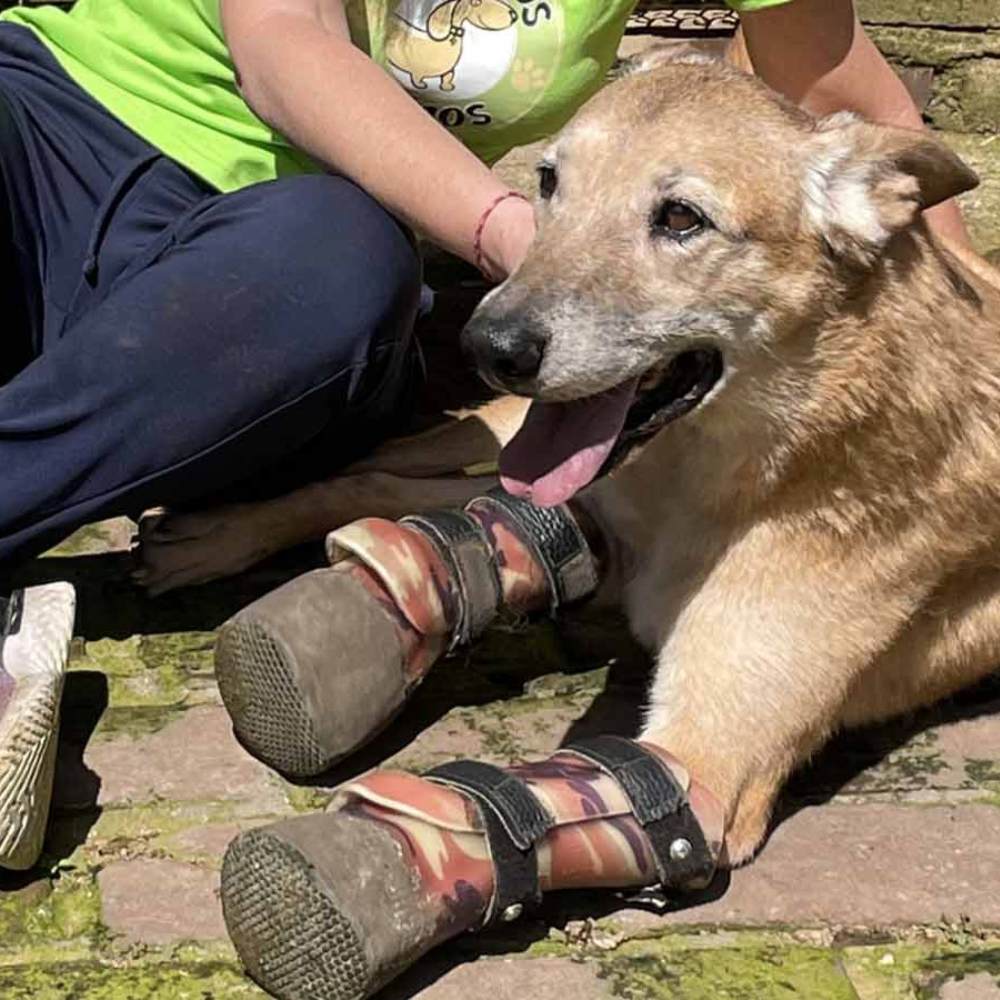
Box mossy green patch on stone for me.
[965,758,1000,790]
[0,959,267,999]
[283,784,336,814]
[456,702,530,762]
[842,940,1000,999]
[36,875,103,943]
[91,802,215,843]
[524,666,610,700]
[859,0,1000,27]
[597,941,858,1000]
[92,704,188,741]
[825,728,947,797]
[915,947,1000,999]
[0,870,103,956]
[44,520,132,558]
[944,132,1000,256]
[68,630,221,742]
[81,801,253,867]
[75,632,216,719]
[845,943,927,999]
[870,27,1000,67]
[76,637,184,711]
[446,691,590,764]
[862,25,1000,134]
[138,632,216,681]
[0,878,54,942]
[926,58,1000,134]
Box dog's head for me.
[428,0,517,38]
[463,56,978,507]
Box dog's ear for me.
[427,0,459,40]
[804,112,978,264]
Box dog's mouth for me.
[499,348,724,507]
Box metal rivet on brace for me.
[669,838,693,862]
[501,904,524,923]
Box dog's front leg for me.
[636,528,922,864]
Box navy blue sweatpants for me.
[0,25,421,566]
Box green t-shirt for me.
[0,0,791,193]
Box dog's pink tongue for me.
[499,380,638,507]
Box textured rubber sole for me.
[0,582,75,870]
[215,619,329,778]
[222,828,370,1000]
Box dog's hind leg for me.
[133,473,497,595]
[134,395,528,594]
[840,560,1000,730]
[344,395,529,478]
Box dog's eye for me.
[651,200,705,239]
[537,164,558,201]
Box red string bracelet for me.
[473,191,530,282]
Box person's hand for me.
[477,195,537,282]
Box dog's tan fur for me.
[467,56,1000,863]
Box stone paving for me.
[3,20,1000,1000]
[2,511,998,1000]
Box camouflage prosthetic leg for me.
[221,737,724,1000]
[215,490,600,777]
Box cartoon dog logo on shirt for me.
[387,0,519,92]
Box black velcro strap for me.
[563,736,714,890]
[426,760,553,924]
[471,489,598,609]
[401,510,501,648]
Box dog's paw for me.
[132,506,276,596]
[720,776,783,867]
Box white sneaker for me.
[0,583,76,870]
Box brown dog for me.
[458,54,1000,863]
[137,52,1000,870]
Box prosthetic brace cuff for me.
[337,739,720,932]
[563,736,715,890]
[326,517,455,637]
[400,511,501,649]
[466,488,599,610]
[426,760,553,925]
[326,491,599,650]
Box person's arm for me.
[220,0,535,278]
[735,0,970,247]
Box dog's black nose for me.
[462,316,547,390]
